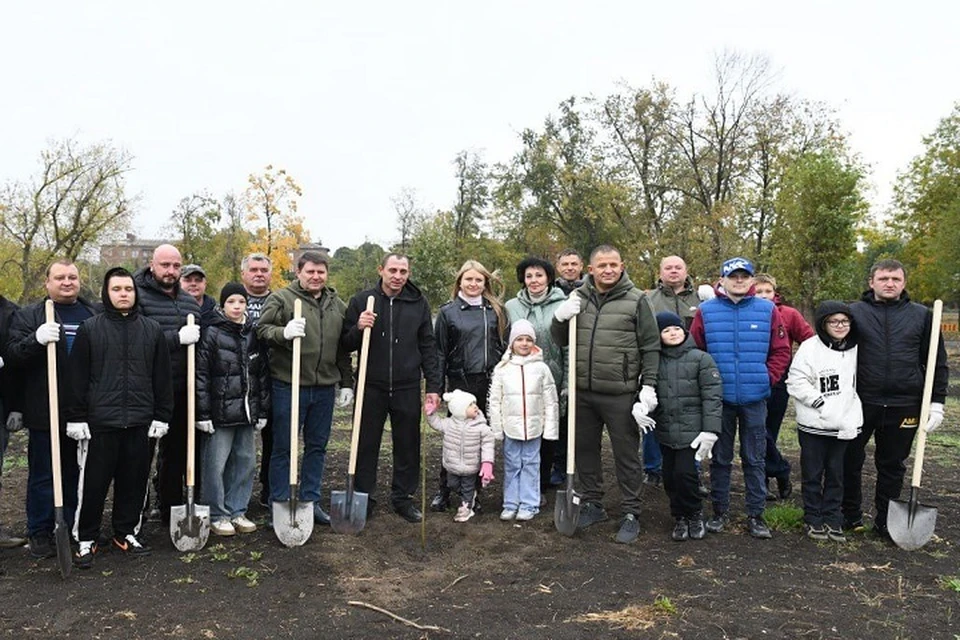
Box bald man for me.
[133,244,202,525]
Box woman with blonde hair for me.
[429,260,508,512]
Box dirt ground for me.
[2,392,960,639]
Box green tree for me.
[168,191,222,265]
[452,150,489,246]
[329,242,385,299]
[408,211,460,308]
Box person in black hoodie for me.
[196,283,270,537]
[65,267,172,569]
[0,293,27,549]
[341,254,442,523]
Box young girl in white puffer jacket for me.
[488,319,559,521]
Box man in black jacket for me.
[341,254,442,523]
[133,244,202,525]
[0,293,27,549]
[842,259,949,538]
[6,260,98,558]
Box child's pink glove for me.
[424,395,438,416]
[479,461,494,487]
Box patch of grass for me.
[653,596,677,615]
[179,552,199,564]
[228,566,260,587]
[939,576,960,593]
[764,503,804,532]
[208,544,230,562]
[249,550,263,562]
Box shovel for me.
[171,314,211,551]
[273,299,314,547]
[555,315,581,536]
[889,299,942,551]
[330,296,374,534]
[44,300,71,578]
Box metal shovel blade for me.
[889,487,937,551]
[170,499,211,552]
[272,494,314,547]
[554,477,581,537]
[53,509,72,578]
[330,480,368,535]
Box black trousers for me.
[157,391,202,514]
[765,381,792,479]
[258,415,273,494]
[437,373,491,495]
[77,426,151,541]
[799,430,847,528]
[354,386,422,508]
[842,403,918,529]
[447,472,478,506]
[661,445,701,518]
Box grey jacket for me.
[426,411,496,476]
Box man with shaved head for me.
[133,244,202,525]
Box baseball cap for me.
[181,264,206,278]
[720,257,755,277]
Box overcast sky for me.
[2,1,956,252]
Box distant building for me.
[100,234,176,269]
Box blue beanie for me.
[656,311,684,333]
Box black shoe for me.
[705,512,729,534]
[429,490,449,513]
[643,472,662,487]
[258,487,270,509]
[688,516,706,540]
[113,534,152,556]
[615,514,640,544]
[765,480,778,501]
[776,475,793,500]
[394,503,422,523]
[576,501,609,530]
[805,524,828,541]
[671,518,689,542]
[313,505,331,526]
[747,516,772,539]
[826,526,846,543]
[843,516,865,532]
[28,534,55,559]
[74,541,97,569]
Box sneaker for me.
[453,502,474,523]
[688,516,706,540]
[429,490,450,513]
[500,508,518,521]
[747,516,772,539]
[576,502,609,530]
[805,524,828,541]
[74,540,97,569]
[313,505,331,526]
[212,519,237,536]
[549,467,566,487]
[112,534,152,556]
[705,512,729,534]
[672,518,689,542]
[826,526,846,543]
[0,527,26,549]
[516,510,536,522]
[843,516,865,532]
[28,534,55,559]
[615,514,640,544]
[231,515,257,534]
[643,471,662,487]
[776,475,793,500]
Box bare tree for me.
[391,187,423,252]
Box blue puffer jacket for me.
[697,295,774,404]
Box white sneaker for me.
[500,509,518,521]
[231,515,257,533]
[211,519,236,536]
[516,510,536,521]
[453,503,474,522]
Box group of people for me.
[0,241,948,566]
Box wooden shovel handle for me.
[911,299,943,488]
[45,300,65,509]
[565,315,577,475]
[290,299,303,485]
[186,314,196,487]
[348,296,375,475]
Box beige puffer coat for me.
[426,412,496,476]
[488,348,560,442]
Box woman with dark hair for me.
[505,256,569,489]
[429,260,507,512]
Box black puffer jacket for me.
[6,296,100,429]
[435,297,506,391]
[64,269,173,431]
[133,267,202,385]
[849,290,948,407]
[341,280,442,393]
[0,295,23,421]
[196,313,270,428]
[652,336,723,449]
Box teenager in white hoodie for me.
[787,301,863,543]
[488,319,559,521]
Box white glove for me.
[196,420,214,434]
[6,411,23,432]
[632,403,656,434]
[36,322,61,345]
[554,294,582,322]
[690,432,719,461]
[148,420,169,439]
[256,418,268,431]
[178,324,200,345]
[283,317,307,340]
[66,421,91,440]
[697,284,716,301]
[838,425,858,441]
[336,388,355,408]
[925,402,945,433]
[0,355,4,370]
[639,385,658,413]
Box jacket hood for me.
[714,281,756,302]
[581,271,636,298]
[102,267,138,315]
[815,300,858,351]
[133,266,184,298]
[661,334,695,358]
[208,308,251,332]
[860,288,912,306]
[497,345,544,366]
[375,277,425,303]
[656,276,695,296]
[516,284,566,307]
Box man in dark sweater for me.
[241,252,274,507]
[0,293,27,549]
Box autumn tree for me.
[244,165,303,260]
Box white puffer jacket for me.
[488,347,560,442]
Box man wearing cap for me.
[180,264,219,327]
[689,257,791,539]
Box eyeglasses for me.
[825,319,850,327]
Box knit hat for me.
[656,311,685,333]
[219,282,248,307]
[508,319,536,346]
[443,389,477,420]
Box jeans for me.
[202,425,256,520]
[26,427,79,537]
[502,436,541,514]
[764,381,792,479]
[269,380,334,503]
[798,430,847,529]
[642,430,662,474]
[711,401,767,517]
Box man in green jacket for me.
[551,244,661,543]
[257,251,352,525]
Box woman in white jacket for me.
[488,320,559,521]
[787,300,863,543]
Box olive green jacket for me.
[646,277,701,328]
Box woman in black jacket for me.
[196,283,270,537]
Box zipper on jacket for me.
[122,320,129,427]
[388,296,394,393]
[587,294,600,392]
[733,302,741,405]
[520,364,528,440]
[483,305,489,372]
